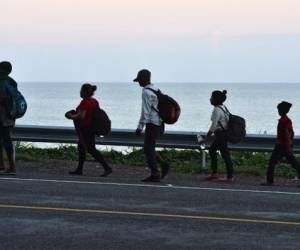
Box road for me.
[0,174,299,250]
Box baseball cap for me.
[133,69,151,82]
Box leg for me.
[209,138,219,175]
[0,126,5,170]
[144,124,160,178]
[156,152,170,179]
[84,130,112,176]
[2,126,15,172]
[88,147,111,174]
[77,143,86,171]
[69,143,86,175]
[0,148,4,170]
[218,133,233,179]
[285,152,300,178]
[266,145,282,184]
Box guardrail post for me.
[199,150,206,173]
[13,141,16,162]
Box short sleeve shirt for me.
[76,97,99,128]
[277,115,294,145]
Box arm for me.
[67,110,87,121]
[205,108,221,141]
[136,91,152,134]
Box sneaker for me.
[69,169,82,175]
[218,177,234,183]
[204,174,219,181]
[161,163,170,179]
[260,182,273,186]
[141,175,160,182]
[100,167,112,177]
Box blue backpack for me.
[5,80,27,119]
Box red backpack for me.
[146,88,181,124]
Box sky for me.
[1,0,300,82]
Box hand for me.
[135,128,142,136]
[65,110,75,119]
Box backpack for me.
[0,78,27,119]
[5,80,27,119]
[145,88,181,124]
[92,107,111,136]
[218,106,246,144]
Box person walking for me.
[66,83,112,177]
[134,69,170,182]
[204,90,234,183]
[0,61,17,175]
[261,101,300,186]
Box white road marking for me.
[0,177,299,195]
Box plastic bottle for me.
[197,134,206,150]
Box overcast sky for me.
[1,0,300,82]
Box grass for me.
[12,143,300,178]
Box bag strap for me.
[217,105,230,115]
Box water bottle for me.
[197,134,206,150]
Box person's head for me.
[133,69,151,87]
[210,90,227,106]
[277,101,292,116]
[80,83,97,98]
[0,61,12,75]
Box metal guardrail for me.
[12,125,300,152]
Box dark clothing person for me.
[204,90,234,183]
[0,61,17,174]
[263,101,300,186]
[134,69,170,182]
[209,130,233,179]
[66,84,112,177]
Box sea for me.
[17,82,300,135]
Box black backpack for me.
[218,106,246,144]
[146,88,181,124]
[92,107,111,136]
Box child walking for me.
[262,101,300,186]
[204,90,234,183]
[66,83,112,177]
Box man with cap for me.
[262,101,300,186]
[0,61,17,174]
[134,69,170,182]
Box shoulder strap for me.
[217,105,230,115]
[145,88,160,95]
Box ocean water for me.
[17,82,300,135]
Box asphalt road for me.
[0,175,299,250]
